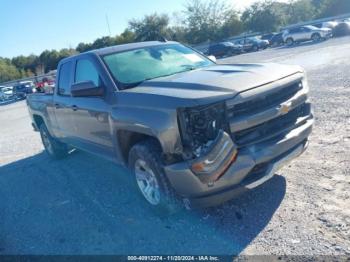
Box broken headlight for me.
[178,102,228,159]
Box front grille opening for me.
[234,103,311,147]
[229,81,302,119]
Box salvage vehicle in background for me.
[27,41,313,213]
[235,37,269,52]
[207,42,242,58]
[283,25,332,46]
[0,86,15,101]
[332,22,350,37]
[269,33,284,47]
[13,81,35,99]
[260,33,275,43]
[0,86,8,101]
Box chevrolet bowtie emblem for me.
[280,104,291,115]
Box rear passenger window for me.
[58,62,72,96]
[75,59,100,86]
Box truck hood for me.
[123,63,303,103]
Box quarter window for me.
[58,62,72,95]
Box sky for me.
[0,0,288,58]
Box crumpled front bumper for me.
[164,118,313,208]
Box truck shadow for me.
[0,151,286,255]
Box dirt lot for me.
[0,37,349,255]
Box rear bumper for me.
[164,118,313,208]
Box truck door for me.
[53,61,76,143]
[69,57,114,158]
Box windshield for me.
[102,44,214,88]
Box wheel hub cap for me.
[41,130,53,154]
[134,159,161,205]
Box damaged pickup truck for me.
[27,41,313,212]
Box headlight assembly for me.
[177,102,228,159]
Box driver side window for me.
[75,59,100,86]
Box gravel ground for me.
[0,37,349,255]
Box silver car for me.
[0,86,15,101]
[283,25,332,46]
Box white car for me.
[0,86,15,101]
[283,25,332,46]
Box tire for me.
[252,45,259,52]
[286,38,294,46]
[128,139,180,214]
[311,33,321,42]
[39,123,68,159]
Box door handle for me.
[71,105,78,111]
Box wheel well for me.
[117,130,162,164]
[312,32,320,37]
[33,114,44,129]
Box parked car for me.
[260,33,275,42]
[332,22,350,37]
[283,25,332,46]
[0,86,8,101]
[269,33,284,47]
[235,37,269,52]
[0,86,15,101]
[13,81,35,99]
[27,41,313,212]
[314,21,340,36]
[207,42,242,58]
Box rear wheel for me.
[128,139,180,214]
[286,38,294,46]
[39,123,68,159]
[312,33,321,42]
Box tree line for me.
[1,0,349,83]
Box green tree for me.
[128,13,170,41]
[115,29,136,44]
[0,58,22,82]
[317,0,350,17]
[287,0,316,24]
[183,0,241,43]
[242,1,286,33]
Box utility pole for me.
[105,14,112,36]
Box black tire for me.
[311,33,321,42]
[39,123,68,159]
[252,45,259,52]
[128,139,181,215]
[286,38,294,46]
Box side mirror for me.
[208,55,217,62]
[71,81,104,97]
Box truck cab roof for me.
[60,41,179,64]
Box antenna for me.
[105,14,112,36]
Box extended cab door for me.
[69,55,114,158]
[53,61,76,142]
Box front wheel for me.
[128,139,180,214]
[39,123,68,159]
[286,38,294,46]
[312,33,321,42]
